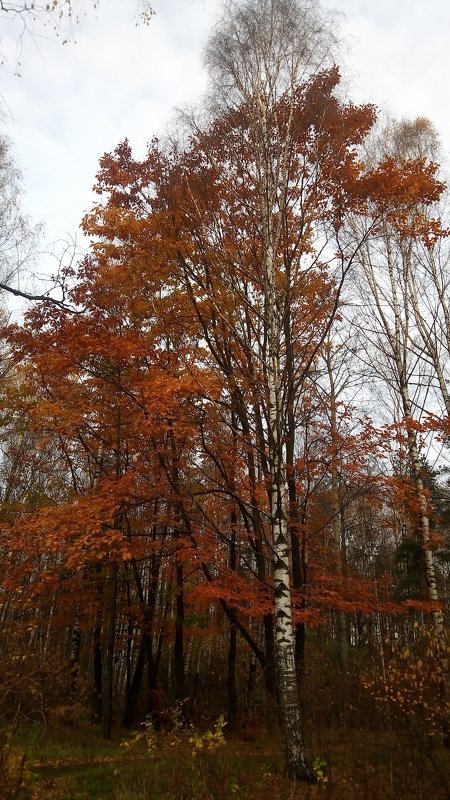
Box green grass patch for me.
[2,720,450,799]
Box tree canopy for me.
[0,0,449,794]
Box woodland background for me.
[0,1,450,798]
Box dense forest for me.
[0,1,450,798]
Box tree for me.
[349,119,446,639]
[0,0,154,29]
[2,0,449,784]
[69,0,445,774]
[199,0,349,779]
[0,0,154,74]
[0,135,39,296]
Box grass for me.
[2,717,450,799]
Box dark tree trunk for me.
[242,653,257,730]
[68,616,81,709]
[227,511,238,730]
[122,637,146,728]
[91,566,103,724]
[174,561,186,710]
[102,563,117,739]
[227,622,238,730]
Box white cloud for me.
[0,0,448,277]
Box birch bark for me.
[356,229,444,638]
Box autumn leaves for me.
[1,0,449,781]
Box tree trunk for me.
[122,636,146,728]
[326,350,349,669]
[91,567,103,724]
[265,193,311,779]
[68,616,81,709]
[227,512,238,730]
[174,561,186,711]
[227,623,238,730]
[102,563,117,739]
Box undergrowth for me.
[1,714,449,799]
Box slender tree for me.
[349,123,446,637]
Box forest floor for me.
[3,718,450,799]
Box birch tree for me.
[179,0,368,778]
[386,120,450,421]
[0,136,38,294]
[202,0,338,778]
[349,122,446,637]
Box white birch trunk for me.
[258,92,311,777]
[359,233,444,639]
[325,349,349,668]
[398,378,444,638]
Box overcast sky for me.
[0,0,448,280]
